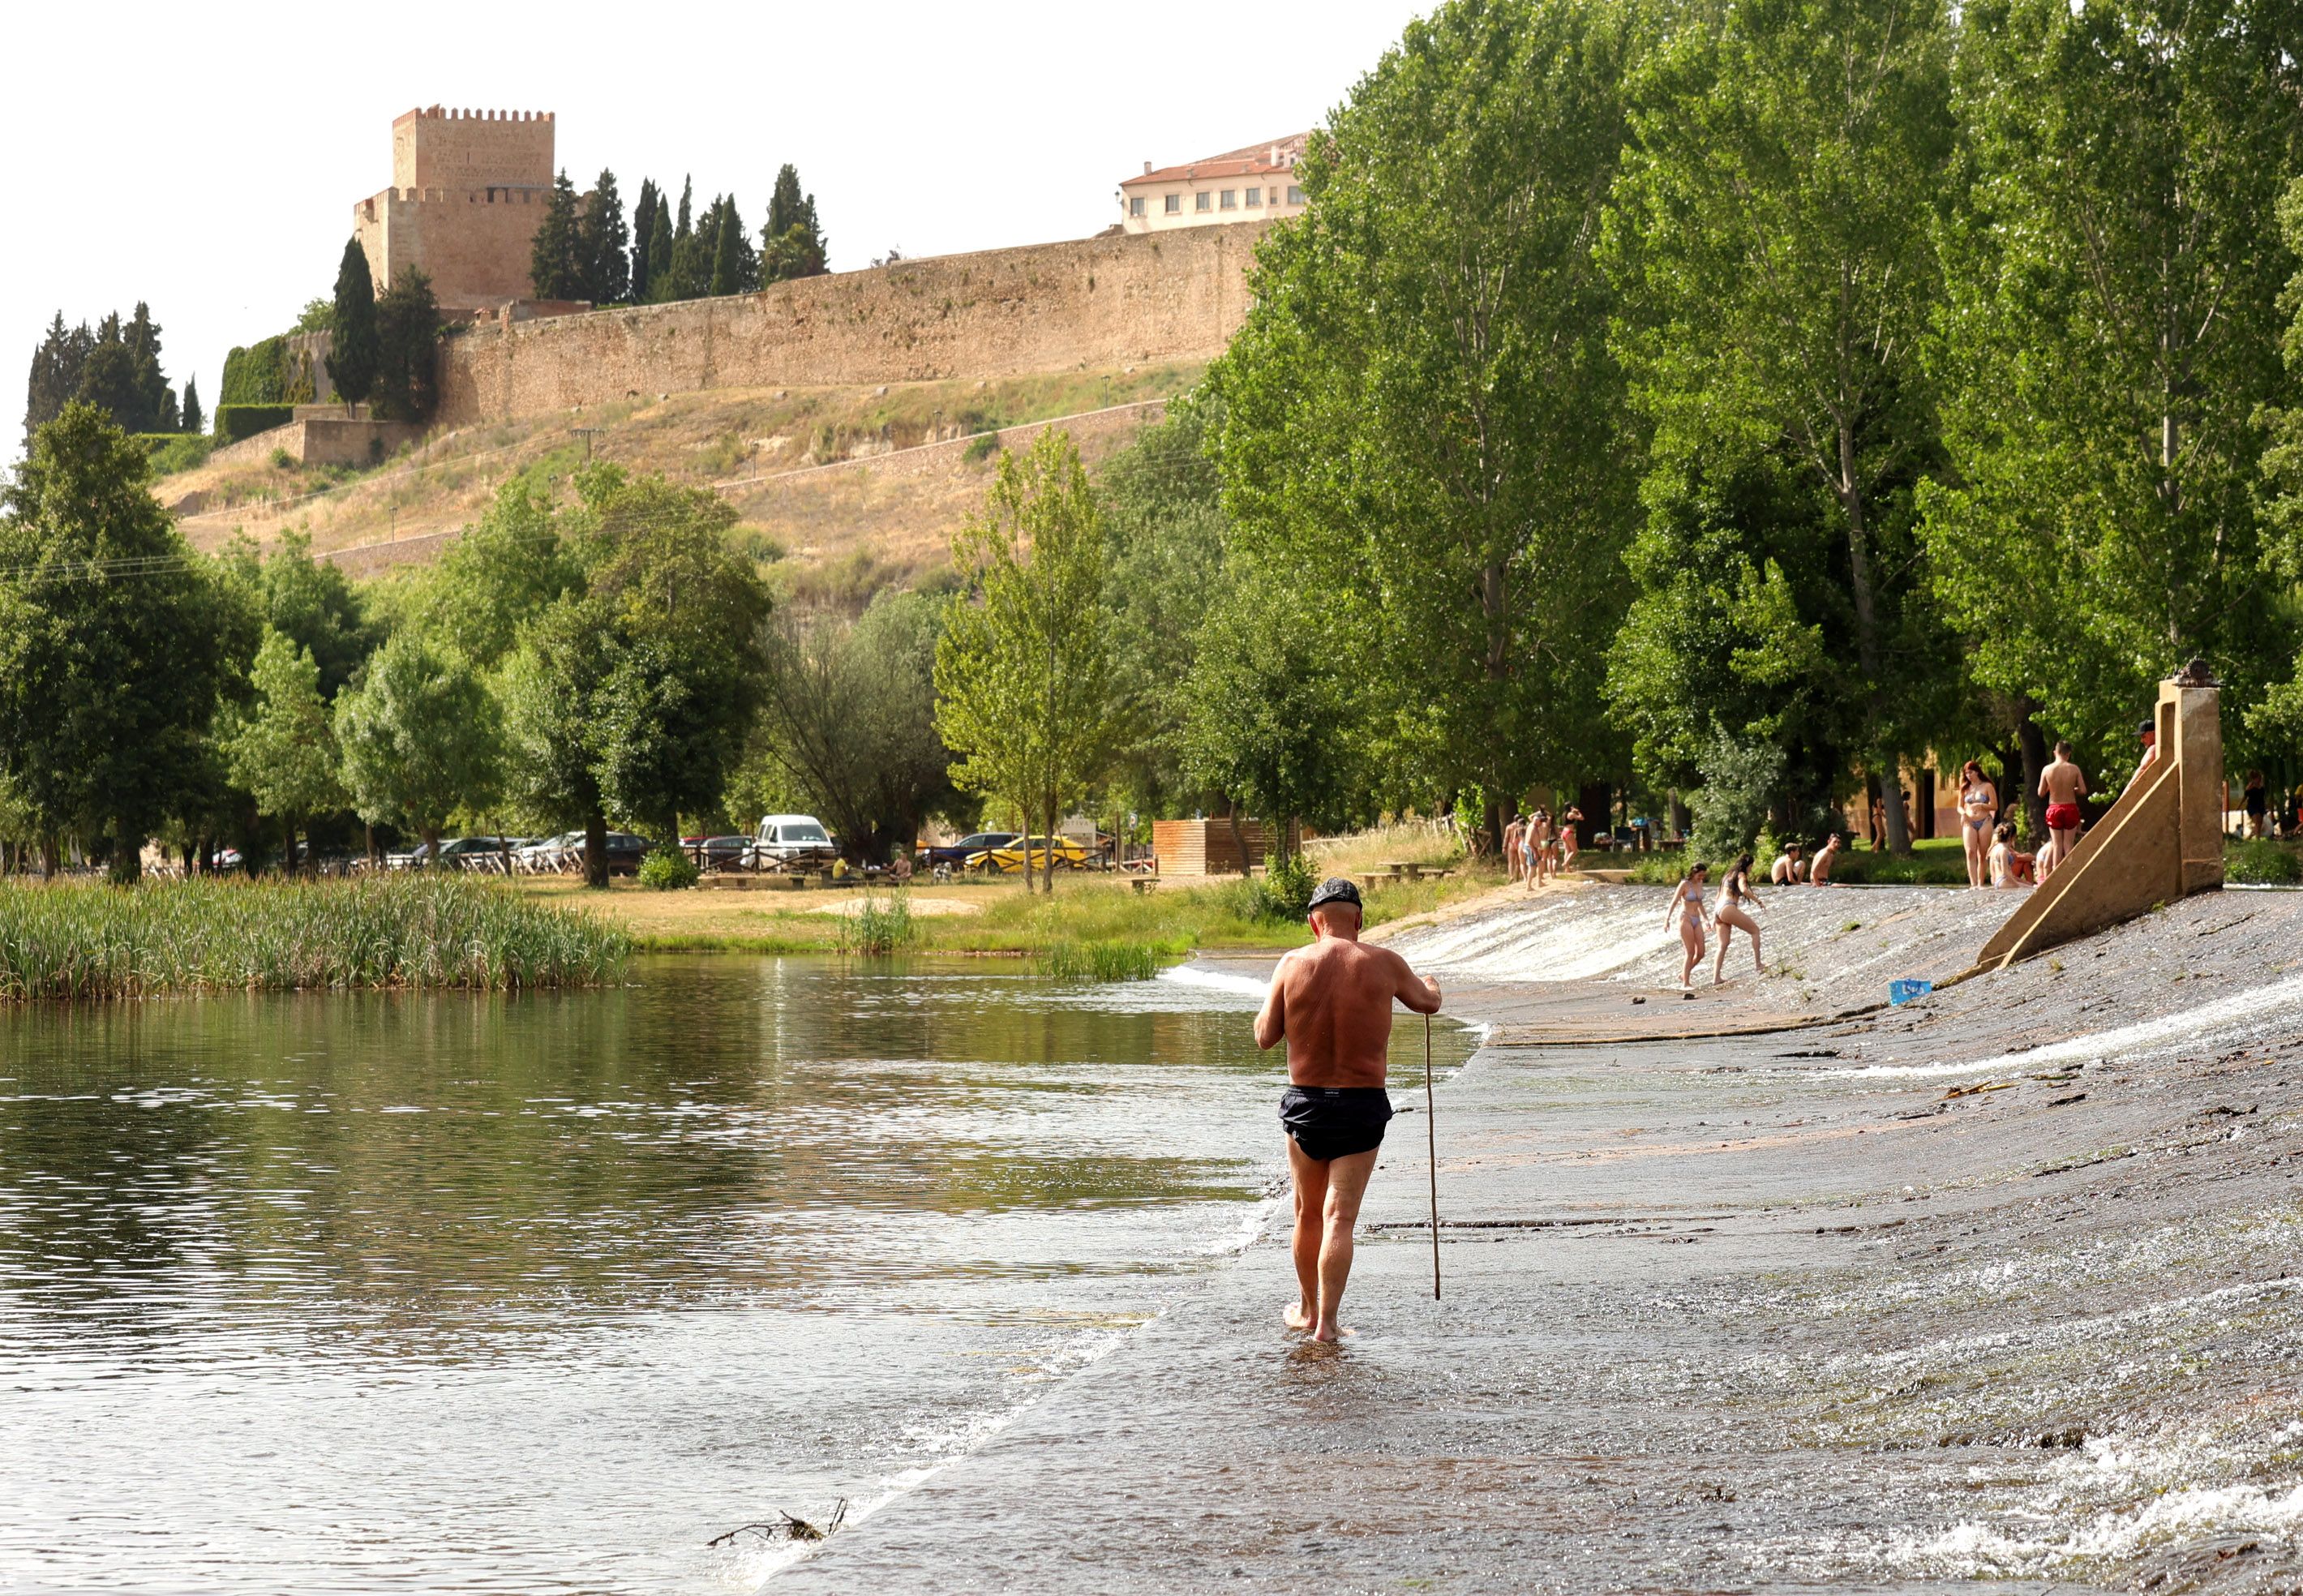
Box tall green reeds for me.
[0,874,628,1001]
[835,890,918,955]
[1043,938,1181,982]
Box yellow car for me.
[968,835,1089,874]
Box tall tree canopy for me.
[371,268,441,423]
[629,178,661,304]
[581,167,631,305]
[326,237,380,405]
[761,163,830,283]
[1924,0,2303,779]
[1207,0,1644,839]
[1602,0,1959,851]
[530,169,587,301]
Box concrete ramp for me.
[1978,672,2224,969]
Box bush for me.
[2226,837,2303,885]
[1626,853,1683,885]
[1258,847,1319,921]
[1688,730,1785,861]
[637,847,700,890]
[135,433,215,474]
[837,890,917,955]
[268,446,297,470]
[962,431,1001,463]
[215,403,295,443]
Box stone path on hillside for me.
[779,887,2303,1594]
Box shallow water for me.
[0,955,1472,1593]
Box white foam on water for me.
[1154,964,1270,1002]
[1833,971,2303,1079]
[1392,896,1673,982]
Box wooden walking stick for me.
[1425,1010,1441,1301]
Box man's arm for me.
[1391,950,1442,1015]
[1253,953,1293,1050]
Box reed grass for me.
[1042,937,1186,982]
[0,874,629,1002]
[835,890,920,955]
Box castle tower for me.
[353,107,560,312]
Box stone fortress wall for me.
[434,221,1269,429]
[357,107,556,311]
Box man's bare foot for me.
[1284,1302,1314,1333]
[1310,1320,1353,1343]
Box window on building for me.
[1165,194,1182,215]
[1195,191,1212,212]
[1246,187,1262,207]
[1130,195,1146,217]
[1288,185,1305,205]
[1220,189,1237,209]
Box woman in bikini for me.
[1559,804,1585,873]
[1956,758,1998,889]
[1711,853,1765,984]
[1527,807,1552,890]
[1664,860,1709,989]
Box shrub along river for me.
[0,953,1473,1592]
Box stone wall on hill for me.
[433,222,1268,429]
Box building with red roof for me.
[1117,134,1312,234]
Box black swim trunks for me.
[1280,1084,1395,1162]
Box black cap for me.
[1306,877,1362,913]
[2139,719,2155,736]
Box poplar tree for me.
[1603,0,1957,853]
[933,430,1111,895]
[529,169,585,300]
[1927,0,2303,773]
[326,237,379,406]
[335,631,501,865]
[581,168,630,305]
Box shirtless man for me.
[2038,740,2089,877]
[1502,813,1526,884]
[1769,843,1806,886]
[1254,877,1443,1343]
[1809,833,1842,885]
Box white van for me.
[750,814,838,870]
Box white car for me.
[748,814,838,871]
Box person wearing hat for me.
[1252,876,1443,1344]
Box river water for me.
[0,955,1471,1593]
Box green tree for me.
[334,630,501,863]
[501,595,617,885]
[629,178,660,303]
[425,483,582,668]
[581,167,631,305]
[181,374,202,435]
[24,312,94,447]
[326,237,380,406]
[1927,0,2303,779]
[222,629,346,873]
[530,169,586,300]
[1208,0,1645,843]
[761,164,830,282]
[751,591,956,862]
[707,195,758,296]
[0,404,231,881]
[1603,0,1958,852]
[372,268,441,422]
[933,430,1111,895]
[123,303,169,434]
[645,199,677,302]
[218,528,379,699]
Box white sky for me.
[1,0,1429,470]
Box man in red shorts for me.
[2038,739,2089,879]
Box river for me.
[0,954,1473,1593]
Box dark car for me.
[682,834,754,870]
[920,831,1021,870]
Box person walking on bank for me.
[1503,813,1526,885]
[2245,770,2269,839]
[1711,854,1765,984]
[1957,759,1999,889]
[1559,805,1585,873]
[2038,740,2089,880]
[1254,878,1442,1345]
[1666,860,1710,989]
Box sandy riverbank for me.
[778,883,2303,1593]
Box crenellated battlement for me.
[391,103,554,192]
[395,106,555,124]
[358,103,559,310]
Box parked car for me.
[969,835,1088,874]
[598,832,654,876]
[919,831,1021,870]
[388,835,521,871]
[681,834,755,870]
[748,814,838,871]
[516,831,586,872]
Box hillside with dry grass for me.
[161,364,1200,588]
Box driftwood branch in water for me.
[707,1499,850,1547]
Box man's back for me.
[2042,757,2086,805]
[1274,937,1416,1088]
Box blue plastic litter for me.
[1888,978,1932,1006]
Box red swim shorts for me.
[2045,802,2082,831]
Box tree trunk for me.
[287,817,302,877]
[1879,763,1913,856]
[2015,704,2050,846]
[584,809,609,890]
[422,826,442,869]
[1224,795,1251,878]
[365,822,380,868]
[41,834,59,881]
[109,818,141,886]
[1043,786,1058,898]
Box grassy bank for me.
[516,865,1491,962]
[0,875,629,1001]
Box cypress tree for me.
[675,177,693,242]
[125,303,168,433]
[373,268,442,423]
[24,312,94,447]
[581,168,630,305]
[530,169,585,300]
[630,178,659,303]
[182,375,203,435]
[647,200,676,302]
[761,165,830,284]
[710,197,743,295]
[326,237,380,406]
[767,164,805,238]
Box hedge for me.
[219,336,289,405]
[132,433,216,474]
[214,404,295,443]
